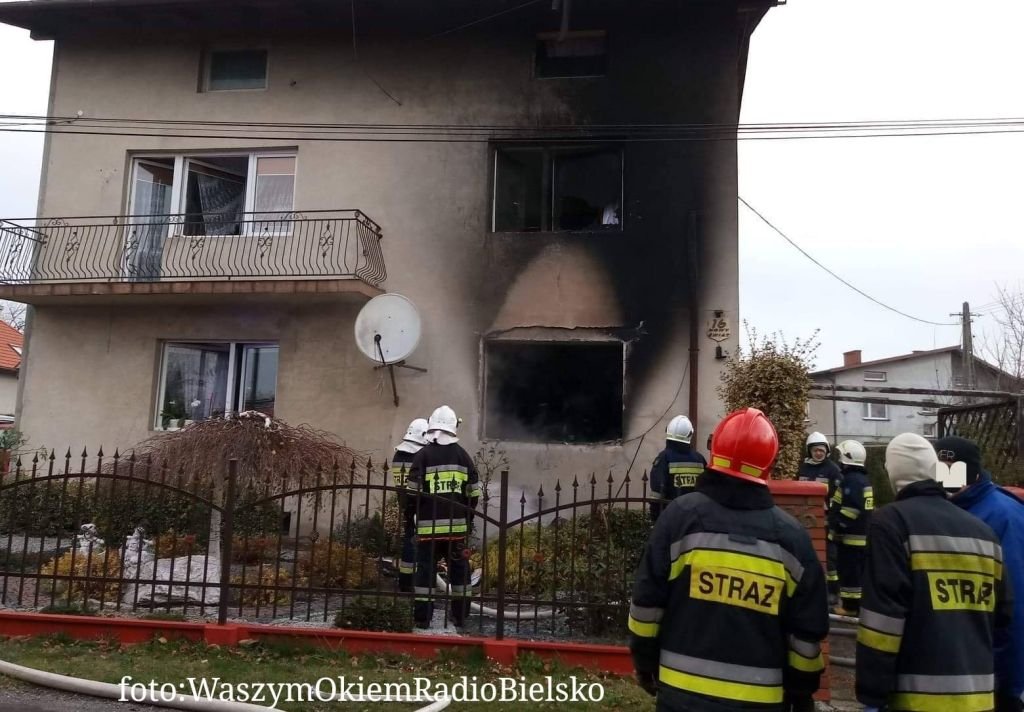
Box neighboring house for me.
[808,346,1018,445]
[0,0,779,493]
[0,321,23,418]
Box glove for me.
[635,671,658,697]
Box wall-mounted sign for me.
[706,315,731,343]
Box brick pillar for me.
[767,479,831,704]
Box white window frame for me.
[923,422,938,438]
[863,370,887,382]
[203,48,269,92]
[128,151,297,235]
[155,340,279,430]
[862,402,889,421]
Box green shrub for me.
[299,541,379,590]
[332,512,398,559]
[335,596,413,633]
[864,446,895,509]
[476,506,651,637]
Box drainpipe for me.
[687,212,700,433]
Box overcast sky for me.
[1,0,1023,370]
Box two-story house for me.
[808,346,1017,445]
[0,0,779,488]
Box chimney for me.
[843,350,862,367]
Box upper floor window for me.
[128,152,296,236]
[204,49,268,91]
[864,370,887,382]
[535,31,607,78]
[492,145,622,232]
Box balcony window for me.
[204,49,268,91]
[492,145,622,232]
[157,341,278,429]
[129,153,296,237]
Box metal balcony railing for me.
[0,210,386,287]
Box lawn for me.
[0,635,650,711]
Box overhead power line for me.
[6,115,1024,143]
[738,197,959,327]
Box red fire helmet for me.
[709,408,779,485]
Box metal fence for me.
[0,210,386,287]
[0,451,654,642]
[938,398,1024,483]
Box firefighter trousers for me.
[837,542,865,613]
[414,537,470,627]
[398,520,416,593]
[826,537,839,598]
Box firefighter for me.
[649,415,707,522]
[798,432,842,603]
[391,417,428,594]
[937,436,1024,711]
[407,405,481,629]
[828,439,872,616]
[629,408,828,712]
[856,432,1012,712]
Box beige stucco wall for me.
[20,6,743,496]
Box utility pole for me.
[950,302,981,392]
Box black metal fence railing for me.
[0,451,654,643]
[938,397,1024,484]
[0,210,386,287]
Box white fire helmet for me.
[427,405,460,444]
[666,415,694,444]
[396,418,428,454]
[836,439,867,468]
[806,432,831,459]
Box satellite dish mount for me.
[354,294,427,407]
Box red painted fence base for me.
[0,611,634,675]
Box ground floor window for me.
[157,341,279,429]
[484,340,623,443]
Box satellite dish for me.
[355,293,422,365]
[354,294,427,407]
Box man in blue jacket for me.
[936,435,1024,711]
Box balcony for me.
[0,210,386,305]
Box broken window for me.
[492,145,622,232]
[485,341,623,443]
[535,32,608,79]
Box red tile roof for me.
[0,321,23,373]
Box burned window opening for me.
[535,32,608,79]
[485,341,623,443]
[492,145,622,232]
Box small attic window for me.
[204,49,268,91]
[11,346,22,356]
[535,31,607,78]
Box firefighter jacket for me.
[856,479,1013,711]
[407,442,481,540]
[391,450,417,529]
[827,466,873,548]
[629,471,829,711]
[797,458,842,504]
[952,472,1024,702]
[650,441,708,521]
